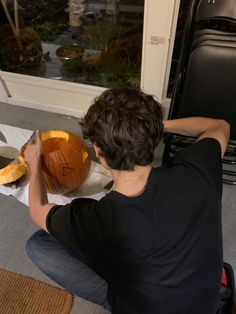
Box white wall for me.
[0,72,104,118]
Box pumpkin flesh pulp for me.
[43,137,89,162]
[0,163,26,185]
[43,138,67,154]
[41,130,69,142]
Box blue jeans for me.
[26,230,111,311]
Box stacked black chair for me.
[162,0,236,185]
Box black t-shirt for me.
[46,138,223,314]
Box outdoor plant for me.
[35,22,66,42]
[0,0,43,68]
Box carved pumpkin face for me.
[36,130,91,194]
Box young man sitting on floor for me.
[24,87,230,314]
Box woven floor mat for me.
[0,268,74,313]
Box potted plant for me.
[56,44,84,63]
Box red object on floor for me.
[221,267,228,287]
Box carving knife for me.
[25,130,36,145]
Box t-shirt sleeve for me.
[173,138,222,192]
[46,198,102,258]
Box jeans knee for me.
[25,230,49,262]
[25,235,36,259]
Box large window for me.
[0,1,178,117]
[0,0,144,88]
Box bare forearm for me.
[163,117,226,137]
[24,130,55,231]
[28,161,54,230]
[163,117,230,157]
[28,162,48,209]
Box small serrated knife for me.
[25,130,36,145]
[19,130,36,159]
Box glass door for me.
[0,0,144,89]
[0,0,179,117]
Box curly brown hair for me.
[80,87,163,170]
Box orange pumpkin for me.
[38,130,91,194]
[0,130,91,194]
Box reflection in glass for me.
[0,0,144,88]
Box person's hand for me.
[24,130,43,167]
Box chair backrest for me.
[178,42,236,139]
[164,0,236,184]
[169,0,236,140]
[196,0,236,22]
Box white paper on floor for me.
[0,124,112,206]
